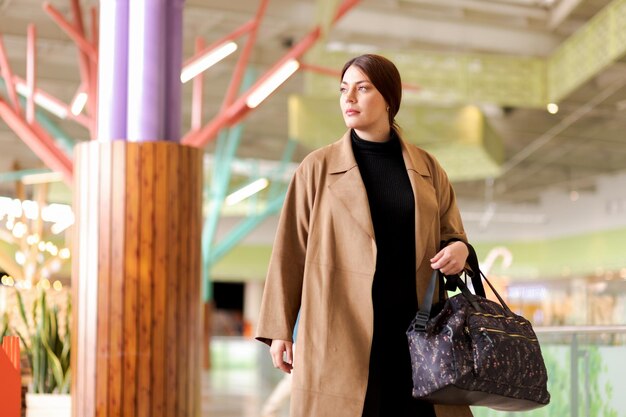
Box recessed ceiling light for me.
[547,103,559,114]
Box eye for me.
[339,86,347,93]
[358,85,368,92]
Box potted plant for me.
[14,289,71,417]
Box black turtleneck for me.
[351,130,434,417]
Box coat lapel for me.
[327,131,375,241]
[399,137,437,277]
[326,131,438,267]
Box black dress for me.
[351,130,436,417]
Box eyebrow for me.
[340,80,369,85]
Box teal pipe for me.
[268,138,297,201]
[201,69,256,302]
[35,112,75,155]
[0,79,76,156]
[0,168,52,183]
[208,194,285,266]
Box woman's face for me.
[340,65,389,140]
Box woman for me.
[256,54,473,417]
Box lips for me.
[345,109,360,116]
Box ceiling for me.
[2,0,626,209]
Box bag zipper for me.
[471,312,530,326]
[477,326,538,342]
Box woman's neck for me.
[354,127,392,143]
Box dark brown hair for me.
[341,54,402,132]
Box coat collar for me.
[327,130,431,177]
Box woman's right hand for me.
[270,339,293,374]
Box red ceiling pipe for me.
[183,0,361,148]
[183,27,321,148]
[26,24,36,124]
[12,75,91,128]
[182,19,255,70]
[89,6,99,138]
[333,0,360,22]
[0,97,73,184]
[220,0,270,111]
[69,0,93,120]
[191,37,205,131]
[91,6,99,48]
[0,34,21,115]
[299,62,341,78]
[43,2,98,62]
[222,27,321,123]
[30,122,75,171]
[300,62,421,91]
[70,0,91,92]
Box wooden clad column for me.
[72,141,203,417]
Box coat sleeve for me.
[255,164,314,346]
[431,156,467,245]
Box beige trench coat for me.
[256,131,473,417]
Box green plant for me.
[1,310,10,340]
[14,289,71,394]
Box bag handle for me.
[414,244,514,331]
[440,239,486,298]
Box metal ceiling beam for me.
[401,0,549,20]
[548,0,584,30]
[316,0,342,36]
[497,76,626,193]
[335,5,559,56]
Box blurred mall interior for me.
[1,0,626,416]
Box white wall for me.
[462,171,626,242]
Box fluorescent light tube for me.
[71,92,88,116]
[246,59,300,108]
[15,82,68,119]
[225,178,269,206]
[180,41,238,83]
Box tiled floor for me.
[203,369,262,416]
[203,362,290,416]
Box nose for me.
[344,87,356,103]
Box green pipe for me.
[268,138,297,201]
[0,168,52,183]
[208,194,285,266]
[0,79,76,156]
[201,69,256,302]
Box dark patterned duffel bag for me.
[407,259,550,411]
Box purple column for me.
[164,0,184,142]
[127,0,167,142]
[97,0,129,141]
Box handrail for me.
[531,325,626,417]
[534,325,626,334]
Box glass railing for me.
[473,325,626,417]
[210,326,626,417]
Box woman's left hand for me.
[430,241,469,275]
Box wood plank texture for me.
[177,146,190,417]
[73,142,202,417]
[96,142,112,417]
[165,145,180,416]
[151,143,168,417]
[138,143,155,417]
[192,149,203,417]
[109,142,126,417]
[85,142,100,417]
[71,143,85,417]
[123,143,140,416]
